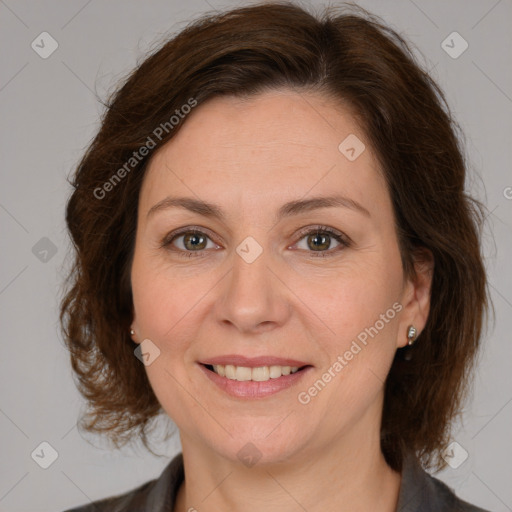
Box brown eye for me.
[181,232,208,251]
[306,232,333,251]
[162,228,218,257]
[293,226,350,257]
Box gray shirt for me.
[63,451,492,511]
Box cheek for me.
[299,260,402,347]
[296,253,403,400]
[130,260,200,415]
[131,255,197,353]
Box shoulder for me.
[397,451,493,512]
[61,453,184,512]
[62,479,155,512]
[426,472,492,512]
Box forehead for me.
[140,90,388,220]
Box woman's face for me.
[130,89,426,465]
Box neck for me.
[174,423,402,512]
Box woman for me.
[60,2,491,511]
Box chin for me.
[202,421,311,467]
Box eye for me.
[161,228,219,258]
[161,225,351,259]
[293,226,350,257]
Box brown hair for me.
[60,1,489,471]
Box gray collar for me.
[86,451,489,512]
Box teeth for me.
[235,366,252,381]
[281,366,291,376]
[252,366,269,381]
[211,364,301,382]
[269,365,282,378]
[225,364,236,379]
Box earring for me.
[407,325,417,345]
[130,329,135,336]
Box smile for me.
[209,364,301,381]
[199,362,312,399]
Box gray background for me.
[0,0,510,511]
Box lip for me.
[199,354,310,368]
[198,362,313,399]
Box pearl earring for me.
[407,325,417,345]
[130,329,135,336]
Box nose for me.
[215,240,291,334]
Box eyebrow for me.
[146,194,371,222]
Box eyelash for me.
[160,225,351,259]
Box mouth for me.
[198,360,313,399]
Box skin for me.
[130,89,433,512]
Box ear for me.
[396,247,434,348]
